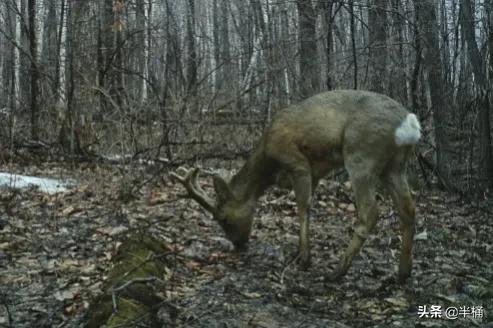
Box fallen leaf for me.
[243,291,262,299]
[384,297,409,309]
[415,230,428,241]
[61,205,81,216]
[347,204,356,212]
[54,289,76,301]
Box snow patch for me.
[0,173,73,194]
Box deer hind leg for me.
[329,170,380,281]
[288,165,313,270]
[383,168,416,283]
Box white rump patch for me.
[395,113,421,146]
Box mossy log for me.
[84,233,171,327]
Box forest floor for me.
[0,162,492,328]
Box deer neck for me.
[228,144,277,203]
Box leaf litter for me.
[0,162,491,327]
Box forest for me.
[0,0,492,327]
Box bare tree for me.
[323,0,336,90]
[186,0,198,112]
[135,0,147,103]
[415,0,453,188]
[460,0,493,188]
[53,0,65,103]
[28,0,39,140]
[297,0,319,98]
[368,0,387,93]
[1,0,17,143]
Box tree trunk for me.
[135,0,147,103]
[19,0,30,113]
[113,0,125,109]
[54,0,66,103]
[28,0,39,140]
[212,0,220,92]
[415,0,453,188]
[297,0,319,98]
[410,15,422,112]
[461,0,493,189]
[488,1,493,189]
[324,0,335,90]
[2,1,17,142]
[391,0,407,101]
[368,0,387,93]
[63,0,76,155]
[186,0,198,112]
[41,0,57,101]
[220,0,231,91]
[349,0,358,89]
[251,0,274,121]
[99,0,117,111]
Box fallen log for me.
[84,233,172,327]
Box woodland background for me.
[0,0,492,196]
[1,1,493,327]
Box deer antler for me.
[170,167,216,214]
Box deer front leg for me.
[329,175,379,281]
[271,147,313,269]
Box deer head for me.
[171,167,255,248]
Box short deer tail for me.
[394,113,421,146]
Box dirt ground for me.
[0,163,491,327]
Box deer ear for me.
[213,175,234,204]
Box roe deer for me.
[172,90,421,282]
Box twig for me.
[280,254,299,285]
[1,300,13,328]
[180,302,220,327]
[111,276,162,313]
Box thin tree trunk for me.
[100,0,115,111]
[368,0,387,93]
[411,14,421,112]
[3,1,17,143]
[251,0,274,121]
[54,0,65,103]
[65,0,76,155]
[136,0,146,102]
[19,0,30,115]
[221,0,231,91]
[113,0,125,108]
[28,0,39,140]
[186,0,198,113]
[297,0,319,98]
[324,0,335,90]
[212,0,220,92]
[391,0,407,101]
[349,0,358,89]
